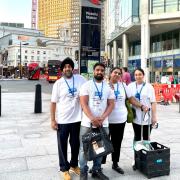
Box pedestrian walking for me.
[105,67,149,174]
[50,57,86,180]
[79,62,115,180]
[127,68,157,168]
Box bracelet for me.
[140,105,144,111]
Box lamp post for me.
[19,42,29,79]
[19,41,22,79]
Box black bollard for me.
[0,85,1,116]
[34,84,42,113]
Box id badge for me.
[114,91,120,96]
[93,98,103,116]
[95,91,102,97]
[135,92,140,101]
[68,88,77,94]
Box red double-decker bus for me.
[47,60,61,82]
[28,63,40,80]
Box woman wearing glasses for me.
[108,67,148,174]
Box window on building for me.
[37,56,40,61]
[172,30,179,49]
[25,50,28,53]
[25,56,28,60]
[31,56,34,60]
[165,0,178,12]
[37,51,40,54]
[152,0,165,14]
[162,32,173,51]
[134,41,141,55]
[43,51,46,54]
[151,35,161,52]
[31,50,34,54]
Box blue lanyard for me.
[136,82,145,95]
[114,83,119,100]
[64,76,75,96]
[93,78,103,100]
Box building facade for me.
[38,0,72,38]
[0,31,78,79]
[31,0,38,29]
[105,0,180,83]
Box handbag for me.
[82,126,114,161]
[121,82,135,123]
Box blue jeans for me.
[79,126,109,174]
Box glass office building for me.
[106,0,180,82]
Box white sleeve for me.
[149,84,156,103]
[127,83,133,98]
[51,81,59,103]
[80,82,89,96]
[108,88,115,99]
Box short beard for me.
[64,71,73,78]
[94,75,104,81]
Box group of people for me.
[50,57,157,180]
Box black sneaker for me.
[80,172,88,180]
[112,164,124,174]
[92,170,109,180]
[89,168,103,174]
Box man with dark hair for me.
[122,67,131,85]
[79,62,115,180]
[51,57,86,180]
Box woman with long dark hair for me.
[108,67,148,174]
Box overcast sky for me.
[0,0,32,28]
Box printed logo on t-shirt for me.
[68,87,77,94]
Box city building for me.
[37,0,105,48]
[0,26,78,78]
[31,0,38,29]
[0,22,24,28]
[38,0,72,38]
[0,34,78,65]
[105,0,180,82]
[0,25,43,39]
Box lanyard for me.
[64,76,75,96]
[136,82,145,95]
[114,83,119,100]
[93,78,103,100]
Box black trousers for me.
[132,123,152,161]
[132,123,152,141]
[57,122,81,172]
[109,122,126,163]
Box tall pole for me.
[20,41,22,79]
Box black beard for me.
[64,71,73,78]
[94,75,104,81]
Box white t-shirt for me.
[128,82,156,125]
[80,79,115,127]
[108,82,131,124]
[51,74,86,124]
